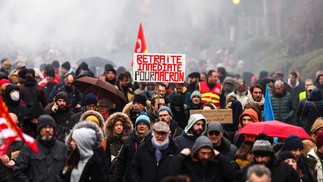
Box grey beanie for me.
[157,106,173,117]
[252,140,273,156]
[190,90,202,100]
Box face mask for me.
[10,91,20,101]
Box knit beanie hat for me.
[157,106,173,117]
[85,115,100,126]
[310,117,323,135]
[61,62,71,70]
[55,91,70,104]
[37,114,56,132]
[281,135,303,151]
[279,150,296,161]
[252,140,273,156]
[133,94,146,107]
[316,131,323,149]
[84,93,97,105]
[105,64,116,74]
[190,90,202,100]
[135,113,150,129]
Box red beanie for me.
[316,131,323,149]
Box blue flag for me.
[264,84,275,121]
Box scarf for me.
[151,137,169,164]
[135,129,150,140]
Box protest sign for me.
[190,109,233,124]
[133,53,185,82]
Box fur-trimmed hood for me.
[80,110,105,128]
[104,112,133,141]
[65,121,103,151]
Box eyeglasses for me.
[208,131,221,136]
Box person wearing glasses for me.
[206,121,237,160]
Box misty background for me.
[1,0,323,79]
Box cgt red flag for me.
[134,22,148,53]
[0,98,38,155]
[132,22,148,66]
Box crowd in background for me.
[0,56,323,182]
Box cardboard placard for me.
[189,109,233,124]
[132,53,185,83]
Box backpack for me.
[23,86,39,109]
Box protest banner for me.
[190,109,233,124]
[132,53,185,83]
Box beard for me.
[152,134,170,147]
[41,133,53,141]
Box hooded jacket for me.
[80,110,105,129]
[174,114,207,150]
[63,128,105,182]
[233,109,259,148]
[169,136,239,182]
[2,84,28,124]
[65,121,109,181]
[104,112,133,157]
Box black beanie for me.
[46,68,55,77]
[55,91,70,104]
[105,64,116,75]
[279,150,296,161]
[281,135,303,151]
[133,94,146,106]
[61,62,71,70]
[171,93,184,105]
[37,114,56,132]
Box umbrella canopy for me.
[73,76,126,105]
[77,57,116,67]
[237,120,311,140]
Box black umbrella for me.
[77,57,116,67]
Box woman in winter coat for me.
[104,112,133,158]
[62,127,105,182]
[65,120,109,182]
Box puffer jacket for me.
[271,90,295,124]
[303,88,323,133]
[104,112,133,157]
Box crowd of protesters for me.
[0,56,323,182]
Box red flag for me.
[0,98,38,155]
[134,22,148,53]
[132,22,148,67]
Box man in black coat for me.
[169,135,239,182]
[206,121,237,160]
[46,91,74,142]
[13,114,67,182]
[112,114,152,182]
[240,138,300,182]
[129,121,179,182]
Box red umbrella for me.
[237,120,311,140]
[74,76,127,105]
